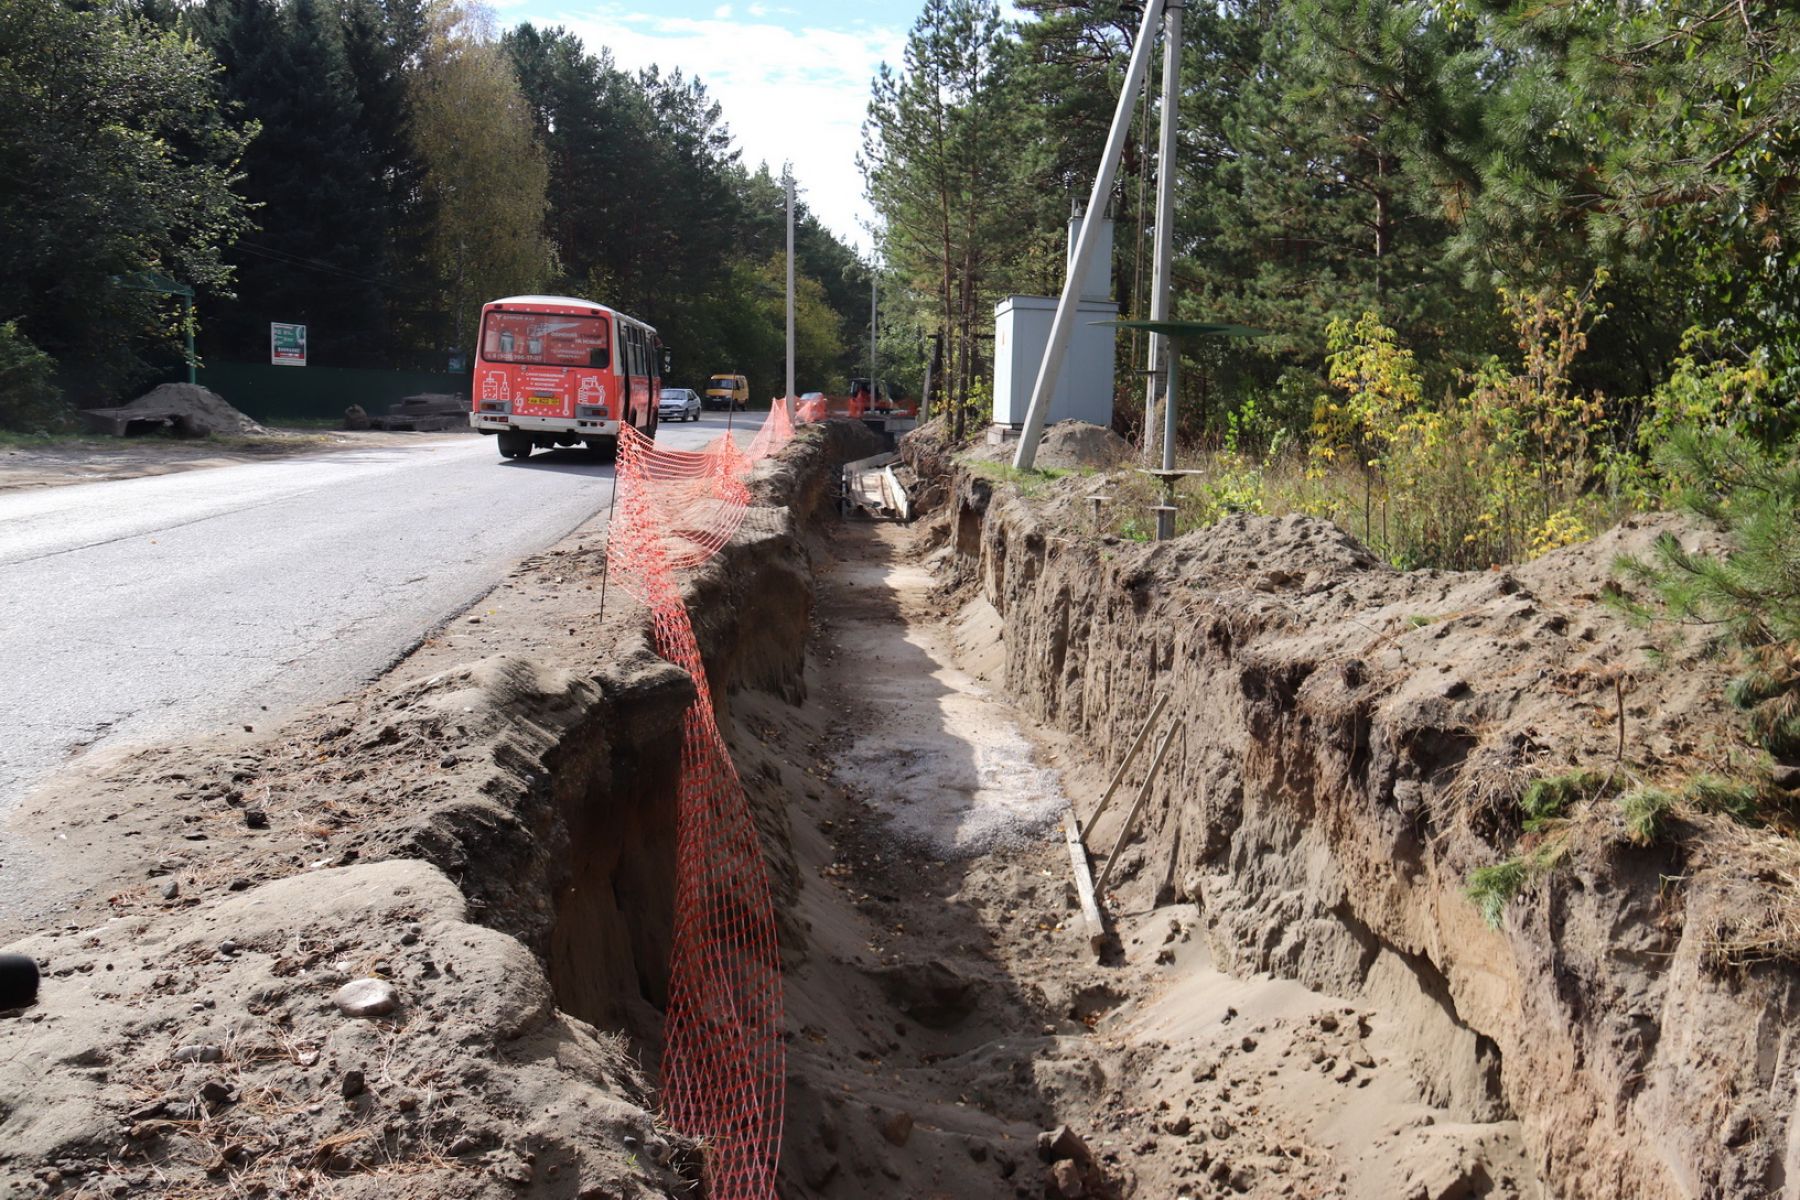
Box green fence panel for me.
[197,362,472,423]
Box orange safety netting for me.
[605,404,797,1197]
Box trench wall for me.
[934,460,1800,1200]
[375,420,877,1047]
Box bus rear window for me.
[481,311,609,367]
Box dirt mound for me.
[1033,421,1128,469]
[82,383,267,438]
[0,422,875,1197]
[942,464,1793,1197]
[2,860,683,1197]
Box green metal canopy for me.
[1089,318,1268,339]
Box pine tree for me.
[862,0,1023,434]
[189,0,390,365]
[1179,0,1491,409]
[340,0,436,361]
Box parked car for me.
[704,373,749,411]
[659,387,702,422]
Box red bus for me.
[469,295,663,460]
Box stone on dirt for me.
[878,1109,914,1147]
[333,977,399,1018]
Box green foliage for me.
[1683,775,1767,826]
[411,3,555,346]
[1466,859,1531,930]
[187,0,392,364]
[1465,838,1568,930]
[1618,786,1678,846]
[1617,424,1800,758]
[963,458,1081,498]
[862,0,1025,435]
[505,30,865,397]
[1520,769,1618,832]
[0,322,66,431]
[1617,773,1781,846]
[1285,288,1617,568]
[0,0,252,404]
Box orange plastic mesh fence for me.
[606,408,797,1197]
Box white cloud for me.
[534,4,904,254]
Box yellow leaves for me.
[1528,509,1589,558]
[1308,283,1617,568]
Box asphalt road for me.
[0,416,733,817]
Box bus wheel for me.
[498,430,532,459]
[584,436,617,463]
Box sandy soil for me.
[753,518,1540,1199]
[0,421,866,1198]
[0,430,472,492]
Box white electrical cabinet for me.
[992,295,1119,428]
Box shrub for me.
[1520,769,1619,831]
[0,321,66,431]
[1617,423,1800,761]
[1619,785,1677,845]
[1466,859,1531,929]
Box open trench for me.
[497,424,1800,1200]
[530,487,1544,1199]
[6,424,1785,1198]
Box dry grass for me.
[1692,821,1800,969]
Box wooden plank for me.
[1062,807,1108,954]
[1095,722,1181,895]
[1089,692,1170,826]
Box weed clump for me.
[1519,769,1619,831]
[1618,785,1678,845]
[1465,840,1570,930]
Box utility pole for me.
[921,331,942,422]
[1012,0,1164,470]
[870,272,877,401]
[1147,0,1183,471]
[784,168,796,421]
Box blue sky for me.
[498,0,915,254]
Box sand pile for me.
[83,383,267,437]
[1033,420,1129,469]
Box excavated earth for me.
[0,422,874,1198]
[7,411,1800,1200]
[895,425,1800,1199]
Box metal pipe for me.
[1163,338,1180,473]
[1011,0,1164,470]
[784,170,796,421]
[1145,0,1183,465]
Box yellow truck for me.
[703,373,749,411]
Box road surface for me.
[0,417,734,816]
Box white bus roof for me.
[486,294,610,312]
[482,296,657,336]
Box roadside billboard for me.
[271,322,307,367]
